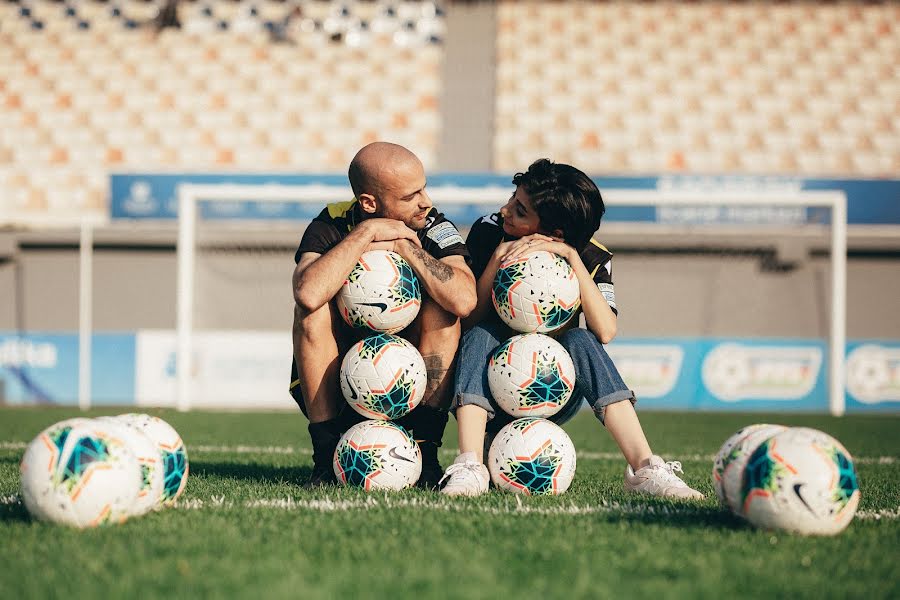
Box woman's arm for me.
[504,237,617,343]
[461,240,517,330]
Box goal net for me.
[175,183,847,415]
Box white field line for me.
[0,441,900,465]
[1,493,898,522]
[1,440,896,465]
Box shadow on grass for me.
[0,500,31,524]
[599,503,751,531]
[189,460,315,486]
[0,455,23,465]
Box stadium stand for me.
[0,0,445,222]
[0,1,898,340]
[493,1,899,175]
[1,1,898,223]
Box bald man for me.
[291,142,477,487]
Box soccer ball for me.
[720,423,787,515]
[333,420,422,491]
[336,250,421,334]
[18,417,93,523]
[741,427,861,535]
[487,333,576,418]
[19,419,142,527]
[487,418,577,495]
[96,416,165,515]
[712,423,784,507]
[492,250,580,333]
[340,333,427,420]
[116,414,189,506]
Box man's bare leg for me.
[293,301,347,485]
[416,297,461,410]
[293,302,343,422]
[399,297,460,488]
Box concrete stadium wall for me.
[437,1,496,171]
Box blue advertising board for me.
[607,338,829,412]
[110,173,900,226]
[0,333,136,406]
[2,331,898,413]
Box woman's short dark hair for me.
[512,159,606,249]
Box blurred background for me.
[0,0,897,412]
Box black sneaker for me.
[305,419,342,488]
[304,461,337,488]
[416,441,444,490]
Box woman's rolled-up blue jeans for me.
[452,317,636,434]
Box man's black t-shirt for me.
[466,212,618,314]
[295,199,470,263]
[289,199,470,411]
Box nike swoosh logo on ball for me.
[345,379,359,400]
[388,447,414,463]
[359,301,388,313]
[792,483,816,515]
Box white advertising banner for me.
[846,344,900,404]
[701,343,823,402]
[135,330,295,409]
[606,343,683,398]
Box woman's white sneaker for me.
[439,452,490,497]
[624,455,704,500]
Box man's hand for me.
[365,237,422,254]
[358,218,422,247]
[294,220,420,315]
[365,240,400,253]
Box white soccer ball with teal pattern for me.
[336,250,421,333]
[488,333,576,418]
[19,420,142,528]
[492,250,580,333]
[333,420,422,491]
[116,414,189,506]
[96,416,165,515]
[487,418,577,495]
[712,423,783,507]
[741,427,861,535]
[721,424,787,515]
[340,334,427,420]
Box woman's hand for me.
[491,239,518,262]
[501,234,575,263]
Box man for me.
[291,142,477,487]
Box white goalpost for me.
[78,220,93,412]
[607,189,847,418]
[175,184,847,415]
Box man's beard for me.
[406,217,426,231]
[371,199,428,230]
[377,210,424,231]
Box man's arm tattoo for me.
[411,246,453,282]
[421,353,451,408]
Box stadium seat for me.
[493,0,899,175]
[0,0,897,222]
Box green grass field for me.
[1,407,897,600]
